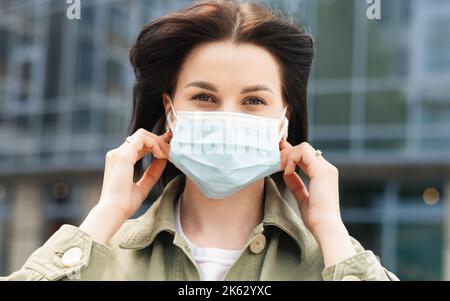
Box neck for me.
[179,177,265,250]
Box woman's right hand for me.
[80,128,172,244]
[98,128,172,219]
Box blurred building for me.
[0,0,449,280]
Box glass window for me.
[15,114,31,135]
[44,11,64,101]
[18,61,32,101]
[74,38,94,94]
[69,149,89,162]
[312,139,351,152]
[0,28,8,77]
[39,149,55,163]
[341,182,384,208]
[396,223,443,280]
[419,135,450,152]
[109,3,131,47]
[364,138,406,152]
[422,90,450,126]
[312,92,352,151]
[71,108,91,134]
[42,181,82,240]
[106,59,127,95]
[315,0,354,79]
[424,16,450,74]
[367,0,410,78]
[313,93,352,126]
[102,108,127,138]
[366,90,407,125]
[399,182,443,206]
[0,44,6,108]
[42,112,58,136]
[422,101,450,125]
[81,5,96,26]
[345,223,382,257]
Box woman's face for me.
[163,40,286,119]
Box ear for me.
[162,92,176,132]
[285,105,291,120]
[162,92,172,116]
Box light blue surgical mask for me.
[166,98,289,199]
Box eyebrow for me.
[184,81,274,94]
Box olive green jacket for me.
[1,175,399,281]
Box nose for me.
[219,100,242,113]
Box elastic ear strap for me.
[168,97,178,119]
[279,118,289,140]
[166,97,177,131]
[167,110,175,132]
[278,106,288,140]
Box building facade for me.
[0,0,449,280]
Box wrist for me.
[95,201,128,221]
[79,203,127,244]
[311,219,348,247]
[311,220,357,268]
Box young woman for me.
[2,0,398,281]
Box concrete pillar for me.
[8,180,42,274]
[444,179,450,281]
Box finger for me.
[135,158,168,196]
[284,155,298,175]
[283,172,309,203]
[140,134,167,159]
[132,128,171,145]
[284,146,306,175]
[295,142,318,167]
[280,139,300,173]
[144,130,172,155]
[136,132,171,161]
[279,138,291,151]
[161,130,173,143]
[136,128,172,150]
[156,131,172,156]
[123,132,167,163]
[280,141,294,170]
[284,142,320,177]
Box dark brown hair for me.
[128,0,314,191]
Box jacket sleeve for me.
[0,224,112,281]
[321,236,400,281]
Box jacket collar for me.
[119,174,312,257]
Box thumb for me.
[135,158,167,197]
[283,171,309,204]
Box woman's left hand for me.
[280,140,357,267]
[280,140,343,240]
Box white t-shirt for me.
[175,197,242,281]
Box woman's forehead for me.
[176,41,282,93]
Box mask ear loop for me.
[278,106,289,140]
[166,97,178,132]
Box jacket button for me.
[249,233,266,254]
[342,275,361,281]
[61,247,83,268]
